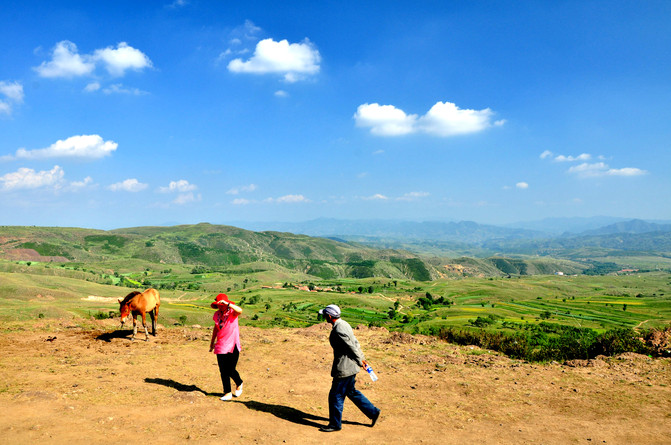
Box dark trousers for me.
[216,346,243,394]
[328,374,379,429]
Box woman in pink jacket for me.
[209,293,243,401]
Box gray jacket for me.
[329,319,365,378]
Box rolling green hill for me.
[0,223,589,280]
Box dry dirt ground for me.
[1,319,670,445]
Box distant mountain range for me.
[232,217,671,248]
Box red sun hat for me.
[211,293,234,309]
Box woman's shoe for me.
[234,383,243,397]
[220,393,232,401]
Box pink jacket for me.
[212,309,241,354]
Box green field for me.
[1,259,669,336]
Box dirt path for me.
[634,319,651,330]
[1,319,670,444]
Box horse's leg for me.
[150,310,156,336]
[153,303,160,335]
[141,312,149,341]
[131,315,137,341]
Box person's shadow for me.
[235,400,366,428]
[143,378,365,429]
[144,377,217,396]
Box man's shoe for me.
[234,383,243,397]
[319,425,341,432]
[220,393,232,401]
[371,410,380,427]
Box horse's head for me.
[118,298,131,325]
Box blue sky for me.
[1,0,670,230]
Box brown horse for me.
[118,288,160,341]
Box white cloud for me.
[34,41,95,78]
[0,81,24,115]
[84,82,101,92]
[275,194,309,203]
[68,176,94,191]
[354,101,501,137]
[228,38,321,82]
[567,162,647,178]
[516,182,529,189]
[34,40,151,79]
[418,101,496,137]
[227,183,257,195]
[353,104,417,136]
[166,0,188,9]
[92,42,153,77]
[3,135,117,161]
[173,192,201,205]
[362,194,389,200]
[0,165,65,191]
[232,198,251,205]
[397,191,429,201]
[159,179,197,193]
[540,150,553,159]
[554,153,591,162]
[274,90,289,98]
[102,83,148,95]
[108,178,148,192]
[0,81,24,103]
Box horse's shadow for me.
[95,330,131,342]
[143,378,365,428]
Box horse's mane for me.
[120,291,142,305]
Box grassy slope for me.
[2,260,669,337]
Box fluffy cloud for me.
[3,135,117,161]
[516,182,529,189]
[34,41,95,78]
[159,179,197,193]
[554,153,591,162]
[34,40,151,79]
[84,82,101,92]
[108,179,148,192]
[0,81,24,115]
[173,192,201,205]
[227,183,257,195]
[397,191,429,201]
[228,38,321,82]
[353,104,417,136]
[68,176,94,191]
[568,163,647,178]
[419,102,501,137]
[354,101,502,137]
[275,194,309,203]
[158,179,200,204]
[362,194,389,200]
[0,165,65,191]
[102,84,148,95]
[92,42,153,77]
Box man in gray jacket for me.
[318,304,380,432]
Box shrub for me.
[437,324,651,362]
[92,310,118,320]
